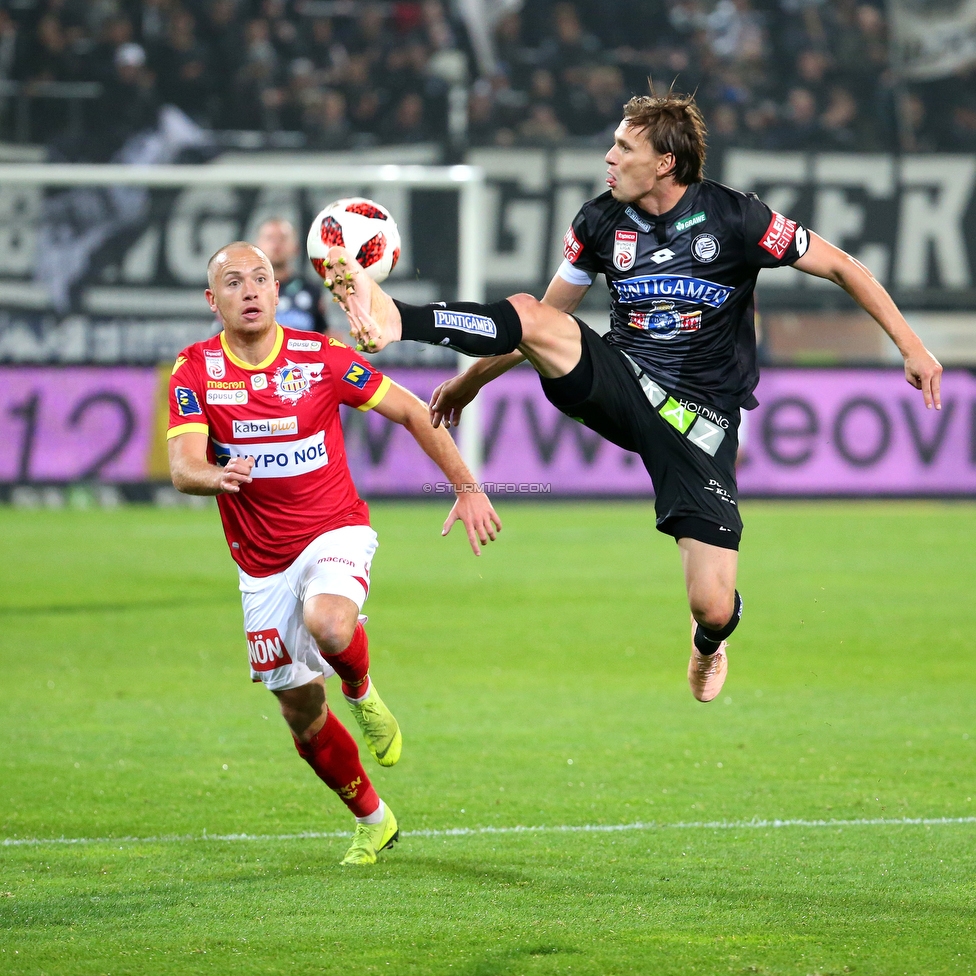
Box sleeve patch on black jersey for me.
[759,212,797,259]
[563,226,583,263]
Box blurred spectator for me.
[382,91,430,143]
[254,218,327,334]
[777,86,820,148]
[154,8,211,123]
[0,11,24,82]
[204,0,244,122]
[541,3,601,84]
[517,102,567,144]
[819,84,860,148]
[950,99,976,152]
[305,88,351,150]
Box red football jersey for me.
[167,325,391,576]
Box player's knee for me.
[506,293,546,337]
[305,610,357,656]
[691,592,736,631]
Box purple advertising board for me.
[347,367,976,498]
[1,365,973,496]
[344,368,650,495]
[0,367,158,483]
[736,368,976,495]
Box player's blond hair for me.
[206,242,272,289]
[622,90,707,185]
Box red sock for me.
[293,709,379,818]
[322,622,370,699]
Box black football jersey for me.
[562,181,809,411]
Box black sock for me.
[392,299,522,357]
[694,590,742,655]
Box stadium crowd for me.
[0,0,973,158]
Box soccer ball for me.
[306,197,401,284]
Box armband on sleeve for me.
[556,260,596,286]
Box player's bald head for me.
[207,242,273,289]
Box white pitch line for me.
[4,816,976,849]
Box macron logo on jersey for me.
[212,430,328,478]
[614,274,734,308]
[433,309,497,337]
[232,416,298,439]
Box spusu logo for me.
[272,359,324,403]
[247,628,293,671]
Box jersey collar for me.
[220,324,284,370]
[628,183,700,226]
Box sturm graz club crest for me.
[691,234,720,263]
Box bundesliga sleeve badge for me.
[613,229,638,271]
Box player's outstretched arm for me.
[169,432,254,495]
[428,276,592,428]
[373,382,501,555]
[793,232,943,409]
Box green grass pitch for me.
[1,500,974,975]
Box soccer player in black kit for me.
[322,91,943,703]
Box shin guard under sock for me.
[294,709,380,818]
[392,299,522,356]
[694,590,743,656]
[322,622,369,698]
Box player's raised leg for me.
[679,539,742,702]
[275,677,399,865]
[321,247,583,379]
[303,593,402,767]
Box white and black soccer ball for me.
[306,197,401,284]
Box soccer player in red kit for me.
[167,241,501,865]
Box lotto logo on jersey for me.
[174,386,202,416]
[613,229,638,271]
[760,212,798,260]
[247,628,293,672]
[342,363,372,390]
[204,348,226,379]
[272,360,324,403]
[563,225,583,263]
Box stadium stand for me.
[0,0,973,157]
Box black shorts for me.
[539,319,743,550]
